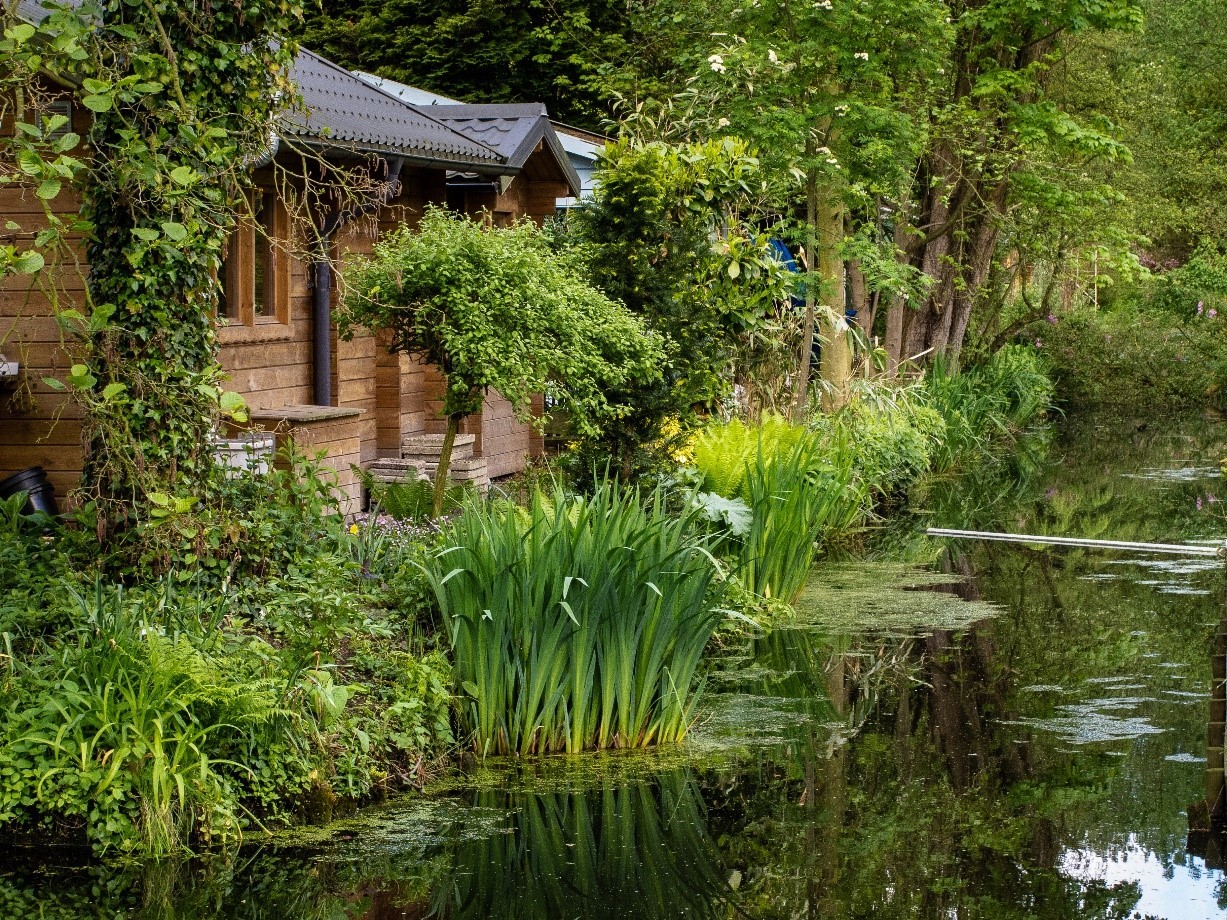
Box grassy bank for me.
[0,347,1053,858]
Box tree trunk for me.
[432,412,462,518]
[849,260,871,339]
[791,163,820,422]
[817,191,851,412]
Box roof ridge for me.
[328,60,505,160]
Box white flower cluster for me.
[708,53,726,73]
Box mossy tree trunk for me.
[432,412,462,518]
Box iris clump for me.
[423,479,726,755]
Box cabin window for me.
[37,99,74,141]
[219,187,290,325]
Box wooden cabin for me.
[1,14,580,512]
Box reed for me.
[737,429,866,602]
[424,480,725,755]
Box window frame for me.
[219,186,291,328]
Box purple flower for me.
[1210,308,1218,318]
[1197,301,1204,315]
[1196,497,1203,511]
[1035,338,1043,347]
[1047,313,1058,324]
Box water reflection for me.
[432,775,729,920]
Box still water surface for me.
[4,414,1226,918]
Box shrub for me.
[921,346,1053,470]
[1041,304,1226,412]
[815,394,946,501]
[0,584,305,856]
[423,479,726,755]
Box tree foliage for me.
[340,207,664,508]
[297,0,676,130]
[567,136,793,470]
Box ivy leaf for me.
[68,363,96,388]
[169,166,194,186]
[218,390,248,421]
[160,221,187,242]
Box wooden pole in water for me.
[1209,562,1227,822]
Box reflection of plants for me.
[426,479,725,754]
[438,773,729,920]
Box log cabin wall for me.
[0,81,93,501]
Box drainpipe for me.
[311,157,404,406]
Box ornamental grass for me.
[423,480,725,756]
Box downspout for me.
[311,157,404,406]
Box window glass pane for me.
[254,191,276,317]
[219,236,241,319]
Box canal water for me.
[3,414,1226,919]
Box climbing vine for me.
[2,0,303,544]
[75,0,302,536]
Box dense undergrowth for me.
[0,347,1053,858]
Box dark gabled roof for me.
[15,0,60,23]
[416,104,549,165]
[353,75,582,196]
[280,50,503,169]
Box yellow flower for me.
[348,523,360,535]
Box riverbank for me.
[4,411,1225,917]
[0,347,1055,858]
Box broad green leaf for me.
[13,250,44,274]
[81,94,112,113]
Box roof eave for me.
[278,133,511,174]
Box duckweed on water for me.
[793,561,1001,634]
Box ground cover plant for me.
[0,457,454,858]
[423,479,728,755]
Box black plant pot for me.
[0,466,59,516]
